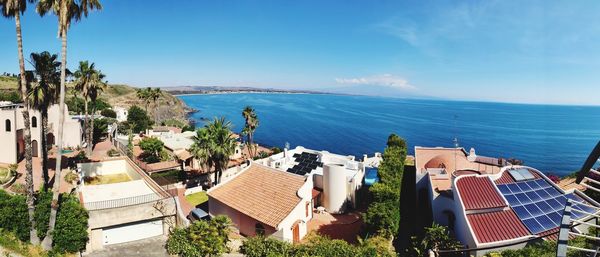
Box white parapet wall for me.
[79,158,141,180]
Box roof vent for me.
[467,148,477,162]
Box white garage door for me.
[103,219,164,245]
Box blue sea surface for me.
[179,93,600,176]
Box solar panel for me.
[497,184,511,195]
[498,178,593,234]
[293,153,301,158]
[518,169,536,180]
[509,169,526,181]
[522,218,544,234]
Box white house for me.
[207,163,313,242]
[0,102,83,164]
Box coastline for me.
[172,91,336,97]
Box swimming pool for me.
[364,168,379,186]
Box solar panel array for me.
[286,152,323,176]
[497,178,595,234]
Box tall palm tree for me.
[73,61,98,154]
[28,51,61,188]
[242,106,259,158]
[2,0,40,244]
[87,70,106,152]
[206,117,236,185]
[37,0,102,250]
[188,127,214,185]
[136,87,152,112]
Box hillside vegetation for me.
[0,75,191,123]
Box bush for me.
[0,190,30,242]
[107,149,120,157]
[64,172,79,184]
[100,109,117,118]
[34,190,52,239]
[166,215,232,257]
[240,236,292,257]
[364,201,400,238]
[52,194,89,253]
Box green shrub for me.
[34,190,52,239]
[166,215,232,257]
[240,236,292,257]
[0,190,30,242]
[139,137,165,163]
[292,234,357,257]
[369,182,399,204]
[52,194,89,253]
[64,172,79,184]
[100,109,117,118]
[364,201,400,238]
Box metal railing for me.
[84,193,166,211]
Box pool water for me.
[364,168,379,186]
[61,149,74,154]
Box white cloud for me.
[335,74,415,90]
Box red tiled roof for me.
[208,163,306,228]
[495,171,515,184]
[457,176,507,210]
[467,210,530,244]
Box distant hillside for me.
[162,85,325,95]
[0,75,192,123]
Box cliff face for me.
[0,76,191,123]
[100,84,192,123]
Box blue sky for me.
[0,0,599,105]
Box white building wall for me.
[277,175,313,242]
[0,107,17,164]
[322,164,348,214]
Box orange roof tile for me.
[208,163,306,228]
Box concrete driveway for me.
[84,236,169,257]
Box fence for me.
[84,193,168,211]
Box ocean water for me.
[179,93,600,176]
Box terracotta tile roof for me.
[456,176,506,210]
[467,210,530,244]
[208,163,306,228]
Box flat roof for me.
[81,180,156,203]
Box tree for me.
[206,117,237,185]
[28,51,61,188]
[2,0,40,244]
[139,137,164,163]
[242,106,259,158]
[166,215,232,257]
[37,0,102,249]
[73,60,104,155]
[136,87,152,112]
[240,236,292,257]
[127,105,152,133]
[87,69,106,152]
[406,223,462,257]
[189,127,214,183]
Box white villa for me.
[256,146,366,213]
[0,102,83,164]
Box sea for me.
[178,93,600,176]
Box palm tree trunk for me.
[42,21,68,250]
[41,109,49,188]
[84,99,90,155]
[87,104,94,154]
[15,12,40,245]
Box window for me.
[255,223,265,236]
[31,116,37,128]
[306,202,311,217]
[5,119,10,132]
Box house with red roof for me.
[415,146,600,256]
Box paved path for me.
[84,236,169,257]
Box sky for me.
[1,0,599,105]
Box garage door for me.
[103,219,164,245]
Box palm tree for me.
[136,87,152,112]
[73,61,102,154]
[37,0,102,250]
[149,87,161,122]
[188,127,214,185]
[87,70,106,151]
[28,51,61,188]
[2,0,40,244]
[242,106,259,158]
[206,117,236,185]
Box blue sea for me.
[179,93,600,176]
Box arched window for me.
[31,116,37,128]
[5,119,11,132]
[255,223,265,236]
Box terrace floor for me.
[306,210,363,244]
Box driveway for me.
[84,236,169,257]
